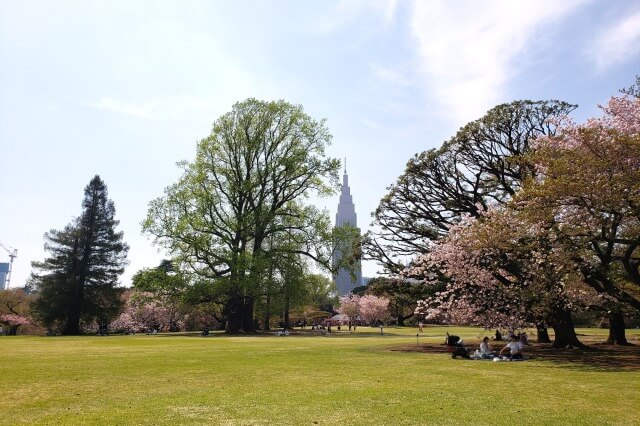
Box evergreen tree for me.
[32,176,129,335]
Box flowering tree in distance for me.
[361,277,438,325]
[0,288,34,335]
[109,290,188,334]
[337,294,360,330]
[358,294,390,325]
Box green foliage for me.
[142,99,341,333]
[132,260,188,300]
[332,223,363,283]
[303,273,338,308]
[31,176,128,334]
[366,100,576,274]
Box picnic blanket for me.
[470,356,531,361]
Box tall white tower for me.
[333,165,362,295]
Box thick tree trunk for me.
[551,308,584,348]
[224,297,243,334]
[606,311,629,345]
[397,313,413,326]
[536,323,551,343]
[64,284,83,335]
[241,296,255,333]
[63,316,82,335]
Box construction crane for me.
[0,241,17,290]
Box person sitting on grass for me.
[499,334,524,360]
[479,336,496,359]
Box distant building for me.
[0,263,9,291]
[332,166,362,295]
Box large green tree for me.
[31,176,129,335]
[143,99,342,333]
[365,100,576,274]
[366,99,588,347]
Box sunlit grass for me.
[1,326,638,425]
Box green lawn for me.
[1,327,639,425]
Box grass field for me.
[1,326,639,425]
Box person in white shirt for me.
[499,334,524,360]
[479,336,496,359]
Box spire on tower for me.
[342,158,349,187]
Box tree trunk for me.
[224,297,242,334]
[241,296,255,333]
[64,277,84,335]
[536,323,551,343]
[263,294,271,331]
[397,313,413,327]
[63,315,82,335]
[606,311,628,345]
[283,293,290,330]
[551,308,584,348]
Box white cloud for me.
[312,0,398,34]
[370,63,411,87]
[361,118,385,130]
[408,0,588,126]
[87,96,221,122]
[381,0,399,24]
[591,10,640,71]
[88,97,156,120]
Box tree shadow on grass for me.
[392,342,640,372]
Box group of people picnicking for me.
[474,333,527,360]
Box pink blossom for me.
[0,314,30,326]
[358,295,390,325]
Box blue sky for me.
[1,0,639,288]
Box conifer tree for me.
[32,176,128,335]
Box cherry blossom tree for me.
[360,277,438,325]
[108,290,187,334]
[109,311,144,334]
[411,93,639,347]
[410,205,600,347]
[0,289,34,335]
[0,313,30,335]
[517,94,640,344]
[336,294,360,330]
[358,295,390,325]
